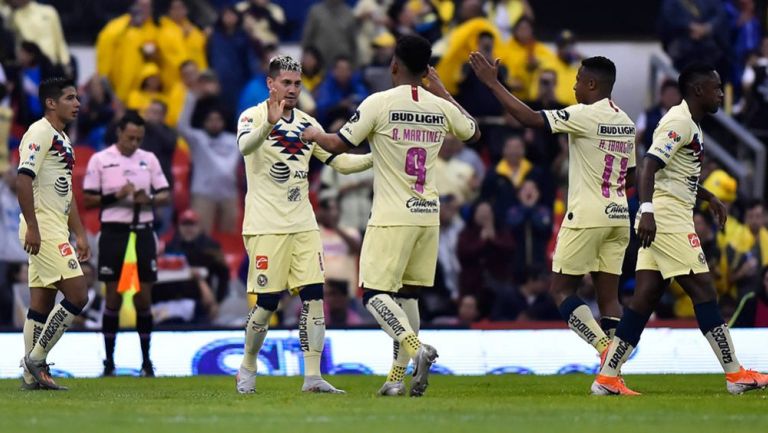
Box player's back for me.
[542,98,636,229]
[340,85,475,226]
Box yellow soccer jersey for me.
[237,103,372,235]
[337,85,476,226]
[542,98,636,228]
[645,100,703,233]
[17,118,75,240]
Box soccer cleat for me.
[140,361,155,378]
[726,367,768,395]
[103,360,116,377]
[591,374,641,396]
[19,358,40,391]
[410,344,439,397]
[302,376,346,394]
[236,365,257,394]
[378,381,406,396]
[23,356,67,391]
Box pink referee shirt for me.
[83,145,169,224]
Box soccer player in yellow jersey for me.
[302,35,481,397]
[18,78,90,390]
[470,54,637,362]
[593,63,768,395]
[235,55,373,394]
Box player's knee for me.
[299,283,324,302]
[62,297,86,315]
[256,292,281,311]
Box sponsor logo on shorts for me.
[100,266,114,276]
[698,252,706,264]
[287,187,301,202]
[68,259,78,270]
[58,243,73,256]
[604,202,629,220]
[257,274,268,287]
[255,256,268,270]
[406,197,438,214]
[688,233,701,248]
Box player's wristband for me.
[101,193,118,206]
[640,202,654,214]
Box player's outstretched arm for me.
[16,173,40,255]
[423,67,481,143]
[326,152,373,174]
[67,200,91,262]
[302,126,351,155]
[468,52,545,129]
[637,157,662,248]
[697,184,727,229]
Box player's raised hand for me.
[24,225,41,255]
[637,212,657,249]
[423,66,449,98]
[266,88,285,125]
[76,234,91,262]
[301,126,320,143]
[708,196,728,229]
[469,52,500,87]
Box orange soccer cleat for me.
[726,367,768,395]
[591,374,641,396]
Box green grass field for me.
[1,375,766,433]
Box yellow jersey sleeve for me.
[646,118,692,168]
[338,94,382,147]
[542,104,589,135]
[438,98,476,141]
[18,123,54,178]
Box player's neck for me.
[685,98,706,123]
[393,76,421,87]
[584,92,611,105]
[43,113,66,133]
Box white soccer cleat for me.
[302,376,346,394]
[410,344,438,397]
[377,381,406,396]
[235,365,257,394]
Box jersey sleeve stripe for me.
[540,112,552,133]
[17,167,35,178]
[336,131,357,148]
[644,153,667,168]
[323,154,338,165]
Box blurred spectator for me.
[458,201,515,312]
[506,180,552,273]
[142,99,178,235]
[658,0,728,79]
[166,59,200,127]
[732,266,768,327]
[7,0,71,76]
[192,69,232,131]
[480,134,543,227]
[437,195,464,301]
[491,266,559,321]
[502,16,555,101]
[78,75,116,149]
[456,31,507,118]
[13,41,58,126]
[0,65,10,169]
[725,0,761,102]
[165,209,231,303]
[436,0,503,95]
[207,6,259,111]
[0,168,26,326]
[153,256,219,325]
[301,46,325,93]
[726,199,767,299]
[238,0,286,47]
[96,0,160,102]
[315,56,368,126]
[316,196,362,297]
[435,134,478,205]
[457,294,482,325]
[237,51,270,118]
[158,0,208,96]
[127,63,165,112]
[635,79,681,153]
[323,279,365,326]
[70,262,104,330]
[178,93,240,234]
[486,0,534,40]
[740,36,768,129]
[353,0,390,65]
[302,0,357,68]
[537,30,581,106]
[362,32,395,93]
[0,15,16,63]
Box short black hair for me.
[660,78,678,93]
[118,110,145,130]
[678,62,716,97]
[580,56,616,88]
[38,77,76,110]
[395,34,432,76]
[268,55,302,78]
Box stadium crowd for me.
[0,0,767,329]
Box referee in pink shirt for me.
[83,111,170,377]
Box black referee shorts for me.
[97,223,158,283]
